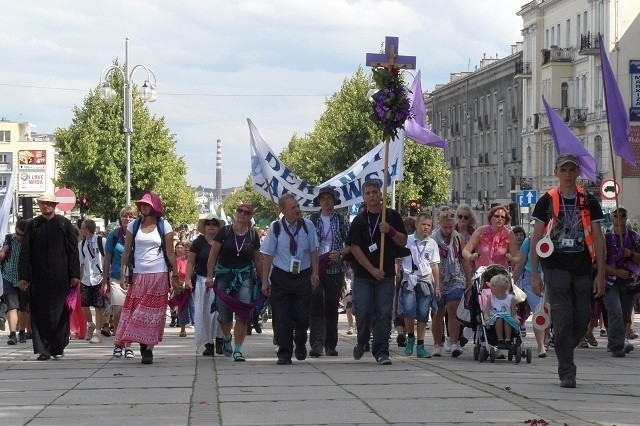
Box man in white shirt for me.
[79,219,106,344]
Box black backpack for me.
[129,218,171,270]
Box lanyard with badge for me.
[560,193,578,248]
[282,218,302,274]
[414,236,432,276]
[367,212,380,253]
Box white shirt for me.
[79,234,103,287]
[127,219,173,273]
[401,234,440,276]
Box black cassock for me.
[18,214,80,357]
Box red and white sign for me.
[600,179,620,200]
[55,187,76,212]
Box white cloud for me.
[0,0,522,189]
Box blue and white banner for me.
[248,119,404,211]
[0,171,16,297]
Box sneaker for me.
[25,332,32,340]
[432,344,443,357]
[451,344,463,358]
[294,346,307,361]
[124,348,135,359]
[404,336,415,357]
[309,347,322,358]
[86,323,96,341]
[202,343,215,356]
[629,330,639,340]
[364,342,370,352]
[416,344,431,358]
[325,347,338,356]
[600,328,607,337]
[346,326,354,335]
[89,334,102,344]
[585,331,598,347]
[223,336,233,357]
[353,344,365,360]
[376,354,392,365]
[7,333,17,345]
[560,377,576,388]
[624,339,634,353]
[612,350,626,358]
[233,350,246,362]
[444,337,452,353]
[215,338,224,355]
[113,346,123,358]
[396,333,406,347]
[253,322,262,334]
[18,330,26,343]
[578,338,589,348]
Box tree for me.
[279,67,450,210]
[55,62,198,226]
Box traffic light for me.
[80,196,89,216]
[408,199,418,216]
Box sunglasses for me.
[457,214,469,220]
[38,201,57,207]
[236,208,252,215]
[204,220,219,226]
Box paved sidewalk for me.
[1,317,639,425]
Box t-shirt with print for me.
[214,225,261,270]
[531,190,603,274]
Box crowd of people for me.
[2,160,639,389]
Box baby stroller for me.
[470,265,532,364]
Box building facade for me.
[0,119,57,219]
[518,0,640,218]
[426,48,524,223]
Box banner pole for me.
[379,135,391,270]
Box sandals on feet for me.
[233,350,245,362]
[113,346,123,358]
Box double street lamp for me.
[99,37,158,205]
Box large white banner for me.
[0,171,16,297]
[248,119,404,211]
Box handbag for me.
[456,290,472,327]
[512,281,527,304]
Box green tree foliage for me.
[278,67,449,209]
[55,63,198,226]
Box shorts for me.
[2,281,29,311]
[81,284,106,308]
[215,270,254,325]
[437,286,464,309]
[400,281,432,323]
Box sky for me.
[1,0,523,190]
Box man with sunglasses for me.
[18,194,81,360]
[603,206,639,357]
[530,154,605,388]
[0,220,29,345]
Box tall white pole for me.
[124,37,132,206]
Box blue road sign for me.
[518,190,538,206]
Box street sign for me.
[55,187,76,212]
[600,179,620,200]
[518,190,538,206]
[600,199,617,209]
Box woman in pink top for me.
[462,205,520,269]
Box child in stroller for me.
[483,274,519,350]
[472,264,532,363]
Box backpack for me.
[129,218,171,270]
[272,218,309,238]
[81,236,104,258]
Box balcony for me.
[564,107,588,127]
[541,46,573,65]
[514,58,532,79]
[0,163,11,172]
[579,32,601,56]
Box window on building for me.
[0,131,10,143]
[561,82,569,108]
[0,176,7,187]
[566,19,571,47]
[0,154,7,163]
[577,14,581,46]
[594,135,603,172]
[551,26,555,46]
[526,146,532,176]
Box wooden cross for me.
[365,36,416,270]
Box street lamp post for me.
[99,37,157,206]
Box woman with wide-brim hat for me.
[183,213,225,356]
[205,203,262,361]
[116,192,178,365]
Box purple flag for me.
[599,35,636,167]
[404,70,448,149]
[543,97,597,181]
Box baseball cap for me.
[555,154,580,168]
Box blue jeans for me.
[353,276,394,358]
[400,281,432,323]
[603,284,632,352]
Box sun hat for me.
[197,213,225,234]
[135,192,165,217]
[37,193,59,204]
[313,187,341,206]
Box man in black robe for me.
[18,193,80,360]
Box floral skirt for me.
[115,272,168,346]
